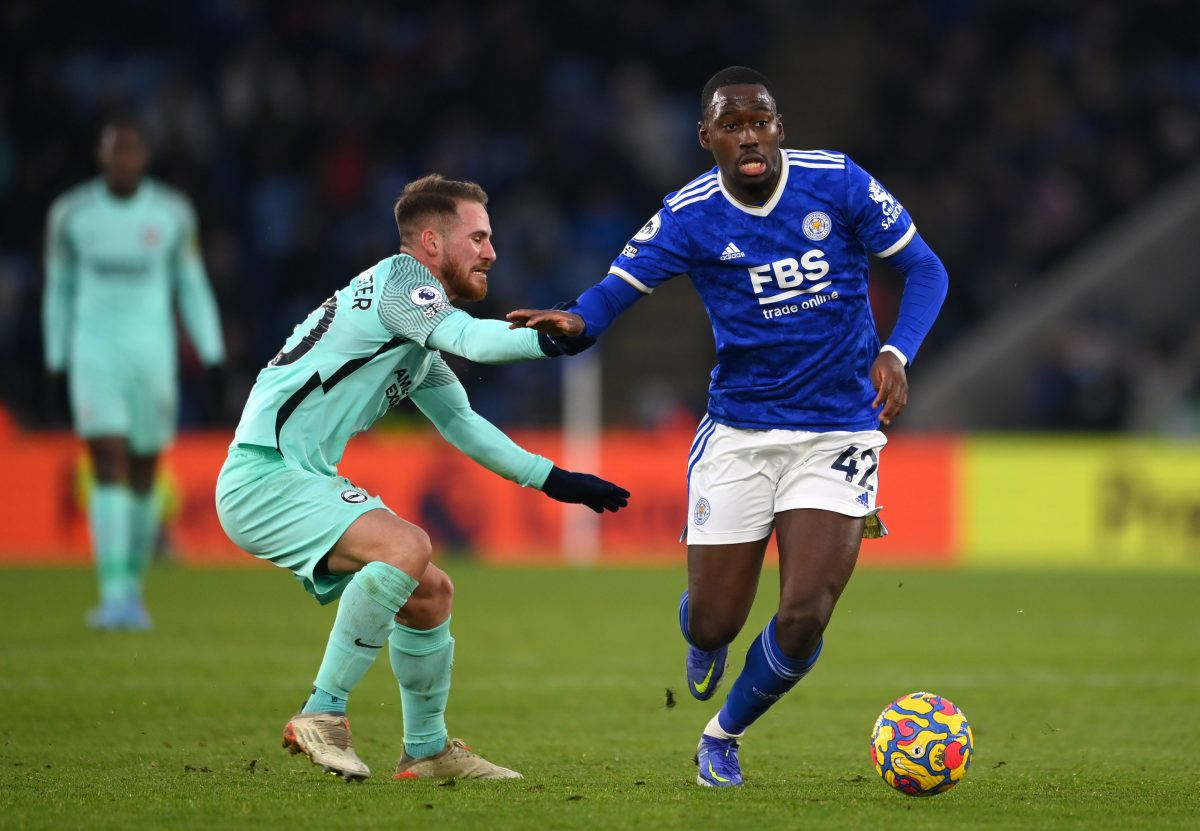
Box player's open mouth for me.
[737,155,767,176]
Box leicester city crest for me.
[802,211,832,241]
[693,497,711,526]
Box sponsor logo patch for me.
[867,178,904,230]
[410,285,444,306]
[802,211,832,241]
[632,212,661,242]
[622,243,639,258]
[340,489,368,504]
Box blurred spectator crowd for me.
[1,0,1197,432]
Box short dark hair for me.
[393,174,489,247]
[700,66,775,119]
[97,111,146,145]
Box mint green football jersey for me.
[42,177,225,376]
[234,254,470,475]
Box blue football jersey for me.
[607,149,916,431]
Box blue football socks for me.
[305,561,418,714]
[388,618,453,759]
[712,616,823,737]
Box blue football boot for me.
[695,734,743,787]
[86,601,127,631]
[86,596,152,631]
[120,596,153,630]
[680,591,727,700]
[685,644,727,701]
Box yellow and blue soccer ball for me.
[870,691,973,796]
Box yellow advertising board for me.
[963,437,1200,569]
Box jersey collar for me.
[717,149,788,217]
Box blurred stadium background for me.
[1,0,1198,569]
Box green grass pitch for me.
[2,562,1198,829]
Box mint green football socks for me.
[127,490,159,593]
[388,618,454,758]
[305,561,418,715]
[88,483,134,606]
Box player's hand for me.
[506,308,586,337]
[204,364,227,423]
[870,351,908,427]
[541,466,630,513]
[46,371,69,425]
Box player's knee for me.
[374,522,433,577]
[395,567,453,629]
[424,569,455,621]
[90,442,129,484]
[774,603,827,658]
[688,617,740,651]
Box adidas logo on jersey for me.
[719,242,745,261]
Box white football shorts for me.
[684,417,887,545]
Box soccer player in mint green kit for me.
[43,116,225,631]
[216,174,629,782]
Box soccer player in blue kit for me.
[508,67,948,786]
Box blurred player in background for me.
[42,116,225,631]
[216,175,627,782]
[508,66,948,786]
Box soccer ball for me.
[869,691,973,796]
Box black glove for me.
[537,331,596,357]
[46,371,70,425]
[541,466,630,513]
[204,364,227,423]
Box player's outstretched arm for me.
[410,370,628,513]
[507,271,647,343]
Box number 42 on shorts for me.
[830,446,878,491]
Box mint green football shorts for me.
[69,350,176,453]
[215,444,390,604]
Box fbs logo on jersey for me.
[632,212,661,242]
[748,252,832,304]
[411,285,445,306]
[693,497,712,526]
[340,489,368,504]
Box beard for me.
[444,253,489,302]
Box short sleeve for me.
[376,259,457,345]
[843,157,916,258]
[606,207,692,294]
